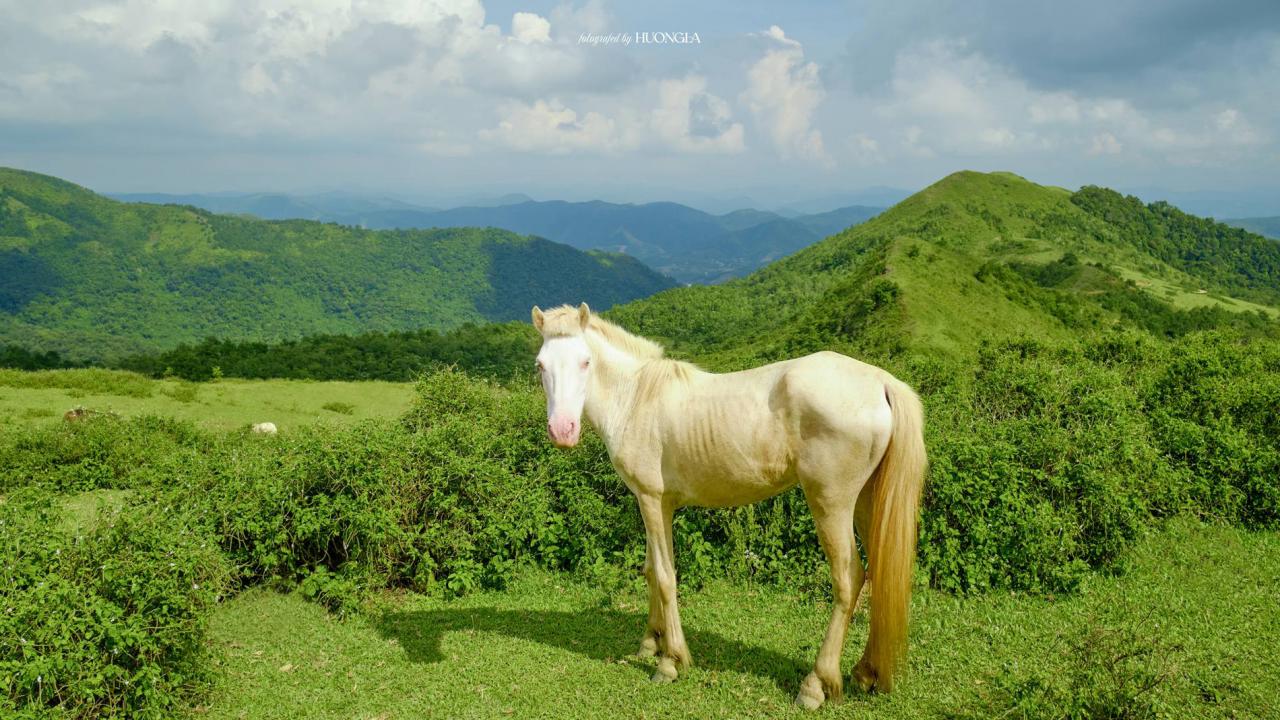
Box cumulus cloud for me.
[479,99,630,154]
[0,0,634,143]
[511,12,552,43]
[480,76,746,157]
[741,26,828,164]
[840,39,1270,167]
[0,0,1275,203]
[651,76,744,154]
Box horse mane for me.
[538,305,697,402]
[538,305,666,360]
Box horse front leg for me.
[636,493,690,683]
[636,538,661,659]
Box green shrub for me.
[0,490,229,718]
[0,414,212,494]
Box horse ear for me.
[577,302,591,330]
[531,306,545,331]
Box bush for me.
[167,368,637,608]
[0,490,229,718]
[0,414,212,494]
[916,331,1280,594]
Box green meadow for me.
[0,368,411,431]
[203,520,1278,720]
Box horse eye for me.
[581,359,591,369]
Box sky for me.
[1,0,1278,215]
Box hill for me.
[0,168,674,360]
[1225,216,1280,240]
[609,171,1280,368]
[119,191,884,284]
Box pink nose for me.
[548,416,580,448]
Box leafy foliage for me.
[0,490,229,718]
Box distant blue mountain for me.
[107,192,430,221]
[1224,217,1280,241]
[111,192,883,284]
[343,200,883,283]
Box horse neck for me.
[582,332,646,446]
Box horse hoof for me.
[853,660,876,693]
[636,637,658,659]
[795,672,825,710]
[651,657,678,684]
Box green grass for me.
[203,520,1279,719]
[1113,267,1280,317]
[0,369,411,431]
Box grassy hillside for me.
[0,168,674,360]
[610,171,1279,368]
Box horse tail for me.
[863,376,926,692]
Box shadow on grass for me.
[374,605,810,694]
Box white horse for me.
[532,303,926,709]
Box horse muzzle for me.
[548,416,581,448]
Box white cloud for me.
[651,76,744,154]
[241,64,279,97]
[879,40,1028,153]
[479,77,749,157]
[1089,133,1122,155]
[419,129,473,157]
[511,12,551,43]
[841,40,1271,168]
[741,26,828,164]
[479,99,630,154]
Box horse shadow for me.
[373,604,810,694]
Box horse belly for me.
[662,422,796,508]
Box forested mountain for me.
[0,168,674,361]
[113,191,883,284]
[608,171,1279,368]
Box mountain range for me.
[11,166,1279,365]
[0,168,673,360]
[1224,217,1280,240]
[110,191,883,284]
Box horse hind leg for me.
[795,492,866,710]
[851,487,879,693]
